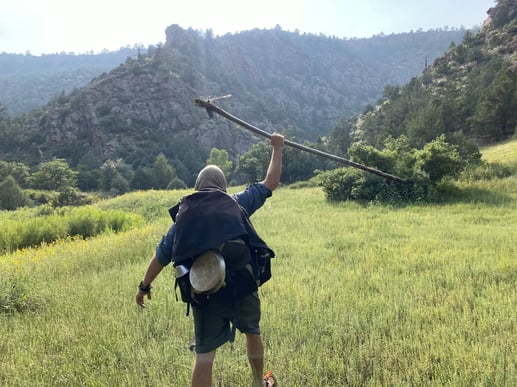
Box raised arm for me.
[262,132,284,191]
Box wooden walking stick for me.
[195,97,406,183]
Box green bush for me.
[56,187,95,207]
[348,143,397,173]
[24,189,60,206]
[413,135,465,183]
[319,135,471,203]
[319,167,360,202]
[67,207,104,238]
[19,216,68,247]
[0,223,21,254]
[0,270,41,314]
[319,168,437,204]
[104,209,141,233]
[167,176,187,190]
[0,175,27,210]
[460,161,517,181]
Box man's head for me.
[194,165,227,192]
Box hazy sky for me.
[1,0,496,55]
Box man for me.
[136,133,284,387]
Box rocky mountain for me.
[0,25,471,182]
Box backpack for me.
[169,189,274,313]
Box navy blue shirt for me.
[156,182,272,266]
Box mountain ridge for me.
[0,26,469,175]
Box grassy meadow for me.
[481,138,517,164]
[1,177,516,385]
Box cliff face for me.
[28,62,253,165]
[485,0,517,62]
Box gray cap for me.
[194,165,227,192]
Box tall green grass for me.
[0,206,144,254]
[1,181,516,386]
[0,189,186,254]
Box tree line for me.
[0,138,333,210]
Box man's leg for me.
[246,332,264,386]
[192,350,216,387]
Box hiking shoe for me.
[263,371,277,386]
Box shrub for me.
[0,270,41,314]
[167,176,187,190]
[319,135,468,204]
[348,143,396,173]
[0,175,27,210]
[319,167,360,202]
[67,207,106,238]
[56,187,87,206]
[319,168,438,204]
[460,161,517,181]
[104,209,142,232]
[18,216,68,247]
[413,135,465,183]
[24,189,60,206]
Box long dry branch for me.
[194,98,406,183]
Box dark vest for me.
[170,189,274,266]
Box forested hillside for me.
[335,0,516,151]
[0,29,466,121]
[0,47,141,116]
[0,26,467,176]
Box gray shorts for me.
[192,291,261,353]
